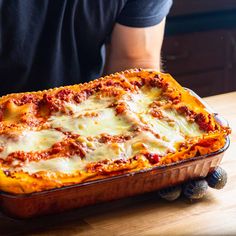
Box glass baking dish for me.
[0,89,230,218]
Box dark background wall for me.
[162,0,236,97]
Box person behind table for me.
[0,0,172,95]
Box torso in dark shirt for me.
[0,0,172,95]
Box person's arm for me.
[103,17,166,75]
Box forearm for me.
[103,20,165,76]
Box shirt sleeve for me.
[116,0,173,28]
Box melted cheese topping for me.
[0,86,205,175]
[139,111,202,142]
[0,130,65,159]
[21,143,125,174]
[63,95,113,114]
[22,155,87,174]
[86,142,126,162]
[49,108,131,136]
[125,131,177,155]
[164,109,204,137]
[20,130,174,174]
[125,87,161,113]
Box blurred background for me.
[162,0,236,97]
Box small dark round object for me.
[183,179,208,200]
[206,166,227,189]
[159,185,182,201]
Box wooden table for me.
[1,92,236,236]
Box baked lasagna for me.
[0,69,230,194]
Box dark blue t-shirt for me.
[0,0,172,95]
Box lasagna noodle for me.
[0,69,230,194]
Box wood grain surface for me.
[1,92,236,236]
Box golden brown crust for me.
[0,69,230,194]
